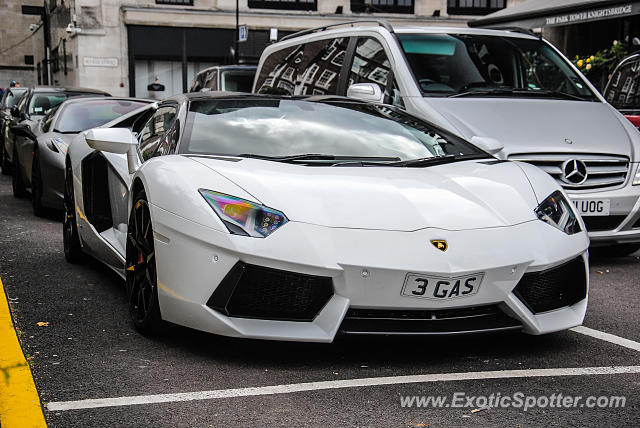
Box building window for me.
[248,0,317,11]
[447,0,505,16]
[24,55,34,65]
[351,0,414,14]
[156,0,194,5]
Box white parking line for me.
[47,365,640,411]
[570,326,640,352]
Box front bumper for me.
[150,204,589,342]
[567,175,640,246]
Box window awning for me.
[469,0,640,29]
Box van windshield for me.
[398,33,598,101]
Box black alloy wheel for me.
[63,160,83,263]
[11,146,26,197]
[32,150,45,216]
[126,190,162,334]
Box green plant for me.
[572,41,628,90]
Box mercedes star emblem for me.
[561,159,588,184]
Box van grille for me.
[509,153,629,190]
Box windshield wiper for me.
[237,153,401,164]
[383,155,458,167]
[450,87,590,101]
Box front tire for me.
[1,143,11,175]
[12,146,26,198]
[126,190,162,334]
[63,161,84,263]
[32,150,46,216]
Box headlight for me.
[534,191,581,235]
[199,189,288,237]
[633,164,640,185]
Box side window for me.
[41,106,59,132]
[139,105,177,161]
[607,60,640,109]
[349,37,392,90]
[256,37,348,96]
[203,69,218,90]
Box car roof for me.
[165,91,367,104]
[59,96,153,105]
[277,23,538,44]
[30,86,111,95]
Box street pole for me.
[235,0,239,64]
[43,0,52,84]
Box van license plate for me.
[571,199,610,216]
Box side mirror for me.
[347,83,385,103]
[10,123,37,141]
[85,128,140,174]
[471,136,504,156]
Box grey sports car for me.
[10,97,150,216]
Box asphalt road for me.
[0,172,639,427]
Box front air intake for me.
[513,257,587,314]
[207,262,334,321]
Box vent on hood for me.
[509,153,629,190]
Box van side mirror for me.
[85,128,140,174]
[471,136,504,155]
[347,83,385,103]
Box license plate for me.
[571,199,610,216]
[401,273,484,300]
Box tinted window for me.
[256,38,348,96]
[349,37,392,89]
[41,106,60,132]
[606,57,640,110]
[139,105,177,160]
[220,69,256,92]
[55,99,148,133]
[2,88,27,109]
[399,33,597,99]
[28,92,106,116]
[183,98,485,160]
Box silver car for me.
[254,22,640,256]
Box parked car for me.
[7,86,110,199]
[65,92,588,339]
[254,21,640,256]
[189,65,257,93]
[0,87,27,174]
[10,97,150,216]
[603,52,640,130]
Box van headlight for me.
[534,191,581,235]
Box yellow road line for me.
[0,276,47,427]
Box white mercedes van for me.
[253,21,640,255]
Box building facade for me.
[0,0,44,88]
[19,0,508,96]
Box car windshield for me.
[182,98,487,163]
[55,99,148,133]
[398,33,597,100]
[3,88,27,108]
[220,70,256,92]
[28,92,105,116]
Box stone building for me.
[6,0,508,96]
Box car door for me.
[74,103,159,270]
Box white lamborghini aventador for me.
[64,93,589,341]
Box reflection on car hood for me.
[423,98,632,157]
[191,157,539,231]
